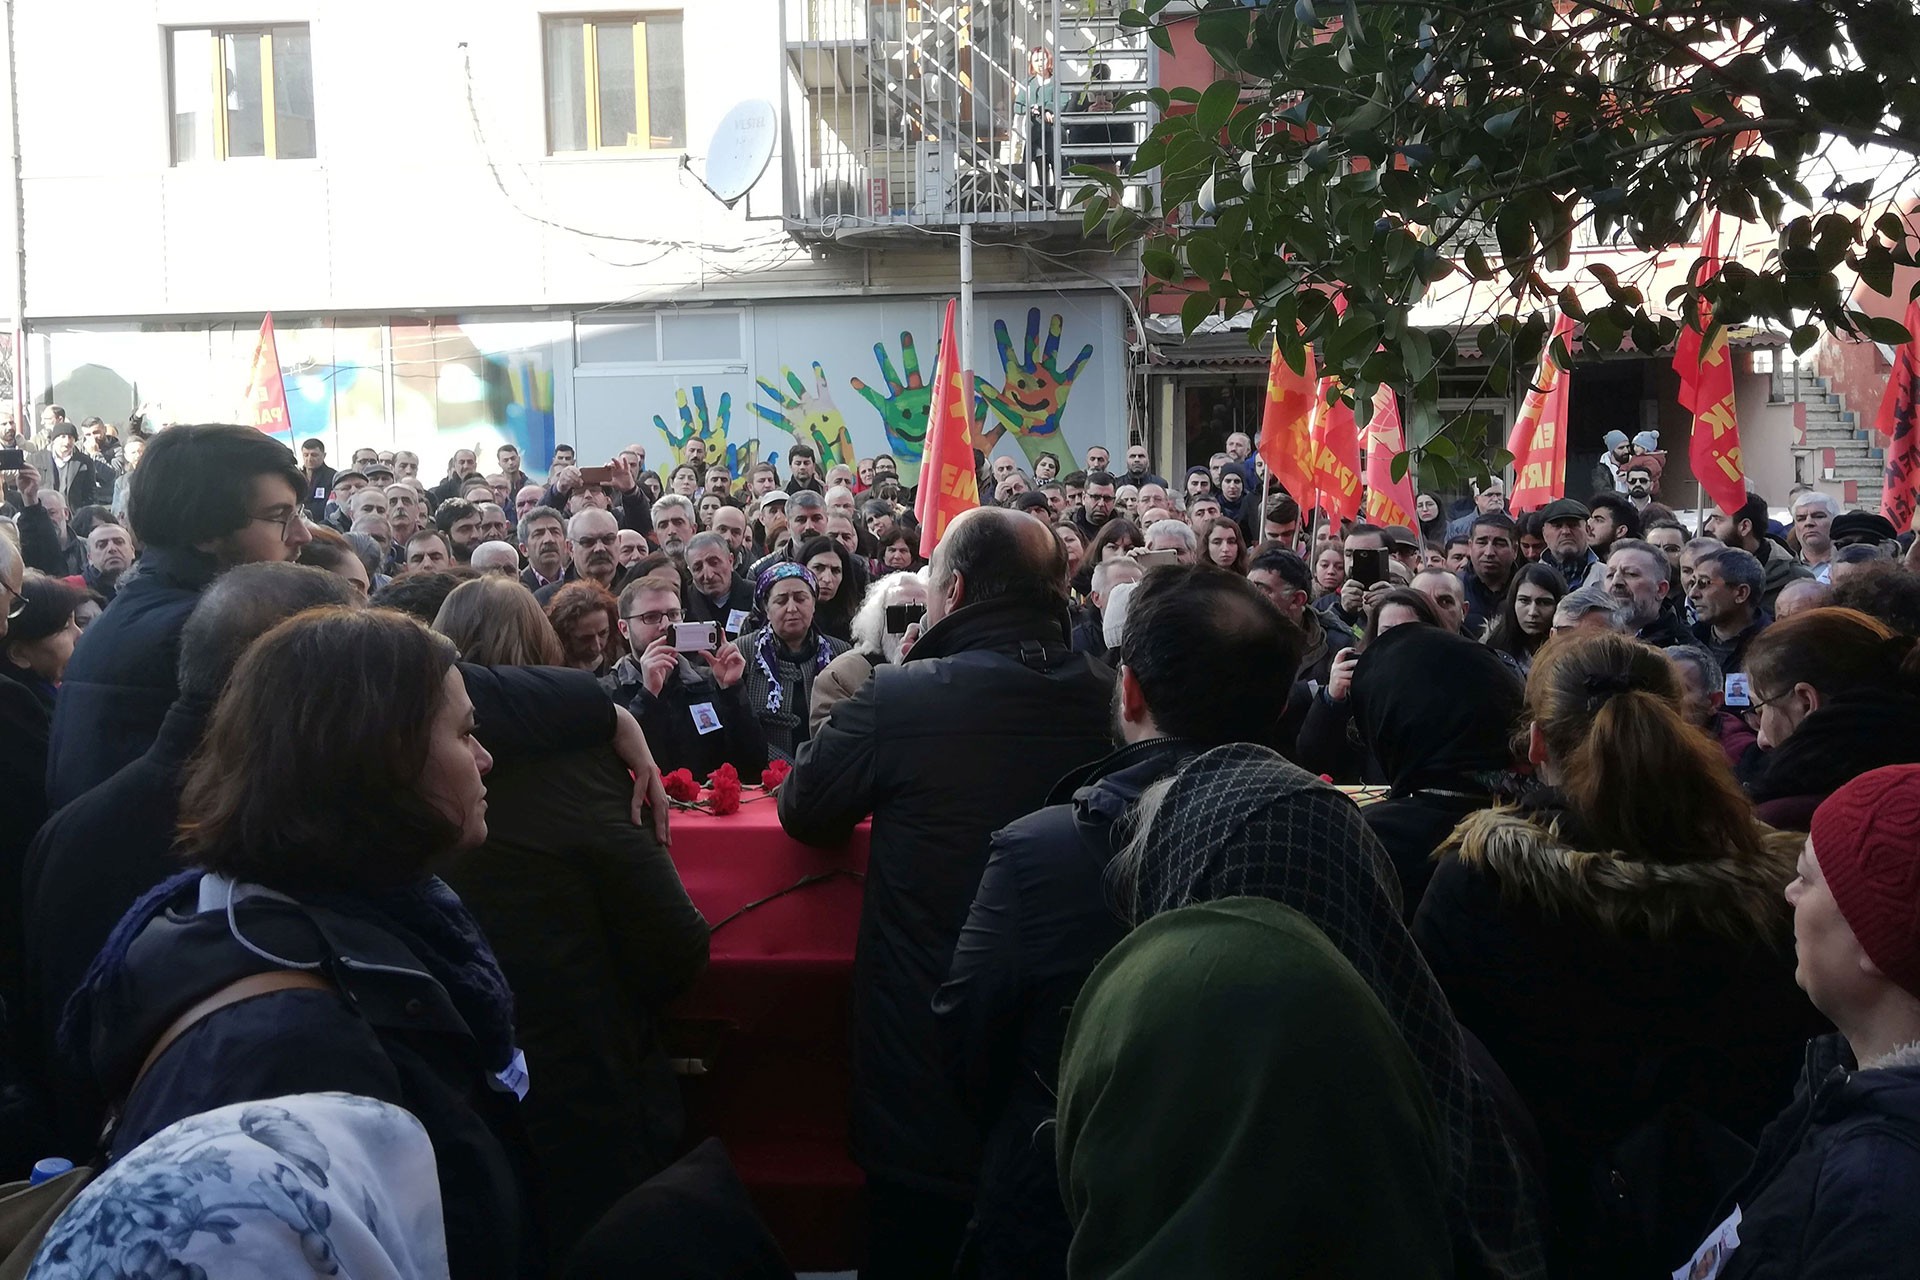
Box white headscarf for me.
[31,1093,448,1280]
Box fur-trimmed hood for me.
[1441,806,1801,943]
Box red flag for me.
[1308,378,1363,522]
[917,300,980,558]
[1673,217,1747,516]
[1361,386,1418,528]
[244,313,293,443]
[1259,339,1318,511]
[1877,298,1920,534]
[1507,313,1578,513]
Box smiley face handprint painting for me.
[976,308,1094,469]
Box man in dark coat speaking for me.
[778,507,1113,1278]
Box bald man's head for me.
[927,506,1068,625]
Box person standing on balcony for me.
[1016,46,1058,204]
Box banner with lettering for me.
[244,313,293,443]
[915,299,981,557]
[1877,298,1920,535]
[1673,216,1747,516]
[1506,312,1577,513]
[1308,378,1363,522]
[1360,385,1418,529]
[1258,339,1319,512]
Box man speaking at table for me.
[778,506,1113,1279]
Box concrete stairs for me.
[1790,374,1883,512]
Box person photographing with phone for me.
[1312,522,1397,648]
[602,572,768,779]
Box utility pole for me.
[4,0,24,425]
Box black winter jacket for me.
[1413,802,1827,1274]
[81,880,541,1280]
[778,594,1113,1196]
[934,739,1190,1279]
[602,652,768,781]
[442,742,710,1257]
[46,546,219,807]
[23,665,618,1155]
[1709,1035,1920,1280]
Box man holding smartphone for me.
[603,574,766,780]
[1317,523,1394,638]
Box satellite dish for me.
[701,99,777,206]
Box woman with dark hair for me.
[670,465,701,497]
[432,576,710,1257]
[638,470,665,504]
[1739,606,1920,829]
[545,579,620,675]
[1033,450,1062,483]
[1415,492,1448,547]
[1484,563,1566,677]
[1074,517,1143,593]
[737,563,849,762]
[1201,516,1249,574]
[63,609,542,1278]
[1054,521,1087,586]
[1516,510,1548,563]
[797,534,861,644]
[880,527,919,573]
[1414,633,1825,1276]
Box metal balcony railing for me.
[780,0,1153,238]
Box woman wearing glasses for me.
[1741,606,1920,831]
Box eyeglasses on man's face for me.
[249,506,307,541]
[1,575,26,620]
[626,609,684,628]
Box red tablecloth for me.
[667,799,869,1270]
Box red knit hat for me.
[1810,765,1920,1000]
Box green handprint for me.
[750,363,855,466]
[654,386,737,478]
[976,308,1095,469]
[850,332,933,487]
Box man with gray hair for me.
[1075,556,1142,658]
[825,483,858,522]
[536,507,620,604]
[683,530,753,633]
[469,541,521,575]
[779,507,1113,1273]
[1791,490,1838,582]
[1553,584,1628,635]
[1773,576,1833,619]
[516,504,571,593]
[1688,545,1769,672]
[475,502,512,545]
[650,493,697,559]
[748,489,828,579]
[1144,518,1198,565]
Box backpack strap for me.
[131,968,334,1094]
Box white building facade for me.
[8,0,1147,485]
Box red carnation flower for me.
[760,760,793,791]
[662,768,702,802]
[706,763,743,816]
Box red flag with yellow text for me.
[1876,298,1920,534]
[1673,217,1747,516]
[1308,378,1363,522]
[1506,312,1577,513]
[1258,339,1318,512]
[1361,386,1418,528]
[244,313,293,443]
[917,300,980,558]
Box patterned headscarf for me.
[1127,743,1548,1280]
[754,560,816,610]
[750,561,832,714]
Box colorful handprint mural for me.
[976,308,1094,469]
[750,363,855,468]
[635,295,1114,488]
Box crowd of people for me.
[0,407,1919,1279]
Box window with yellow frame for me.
[169,25,316,163]
[544,14,687,153]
